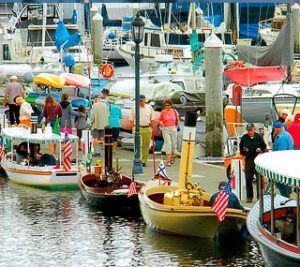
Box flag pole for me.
[152,130,156,175]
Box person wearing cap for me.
[271,109,291,142]
[239,123,267,203]
[108,96,122,153]
[90,97,109,157]
[208,181,244,210]
[287,113,300,149]
[101,88,110,106]
[4,75,25,125]
[273,121,293,198]
[14,96,33,127]
[129,94,154,167]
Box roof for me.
[1,127,78,144]
[255,150,300,188]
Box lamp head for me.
[132,12,145,44]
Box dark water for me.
[0,176,266,267]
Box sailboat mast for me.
[288,3,292,82]
[41,3,47,52]
[191,3,196,62]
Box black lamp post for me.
[132,12,145,175]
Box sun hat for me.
[281,109,291,116]
[10,75,17,80]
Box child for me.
[75,105,88,150]
[60,93,78,134]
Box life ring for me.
[101,63,114,79]
[229,61,245,69]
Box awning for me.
[255,150,300,188]
[224,67,288,87]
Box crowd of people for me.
[239,108,300,203]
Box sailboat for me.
[138,111,247,238]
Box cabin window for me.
[150,34,160,48]
[144,33,148,46]
[3,44,11,60]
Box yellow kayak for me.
[33,73,65,89]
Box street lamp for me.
[132,12,145,175]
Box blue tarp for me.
[55,21,81,51]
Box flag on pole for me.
[212,179,231,222]
[63,131,72,171]
[0,145,6,160]
[156,160,171,180]
[86,146,92,169]
[52,116,61,136]
[128,181,137,197]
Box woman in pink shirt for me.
[158,99,180,166]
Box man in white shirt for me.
[129,95,154,167]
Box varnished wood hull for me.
[79,173,141,212]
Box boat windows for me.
[166,34,190,45]
[3,44,11,60]
[150,34,160,48]
[144,32,148,46]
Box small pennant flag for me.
[0,145,6,160]
[212,179,231,222]
[128,181,137,197]
[156,160,171,180]
[52,116,61,136]
[63,131,72,171]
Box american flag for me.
[156,160,171,180]
[63,131,73,171]
[0,145,6,160]
[128,181,137,197]
[212,180,231,222]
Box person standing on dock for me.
[272,121,293,198]
[239,123,267,203]
[4,75,24,125]
[90,99,109,157]
[129,94,154,167]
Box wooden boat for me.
[1,126,82,190]
[79,127,144,212]
[33,73,65,89]
[139,111,247,238]
[247,150,300,267]
[60,73,91,88]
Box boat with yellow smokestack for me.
[138,111,247,238]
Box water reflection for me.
[0,177,266,267]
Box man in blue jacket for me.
[208,181,244,210]
[273,121,293,198]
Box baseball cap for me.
[139,94,146,100]
[101,88,110,95]
[218,181,227,190]
[273,121,283,129]
[246,123,255,131]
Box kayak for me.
[61,73,90,88]
[33,73,65,88]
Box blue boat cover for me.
[55,21,81,50]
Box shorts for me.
[92,129,105,139]
[77,129,83,139]
[112,127,120,142]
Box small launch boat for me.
[247,150,300,267]
[79,127,144,212]
[1,126,81,190]
[139,111,247,238]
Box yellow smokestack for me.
[178,111,198,190]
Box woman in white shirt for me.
[14,96,33,127]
